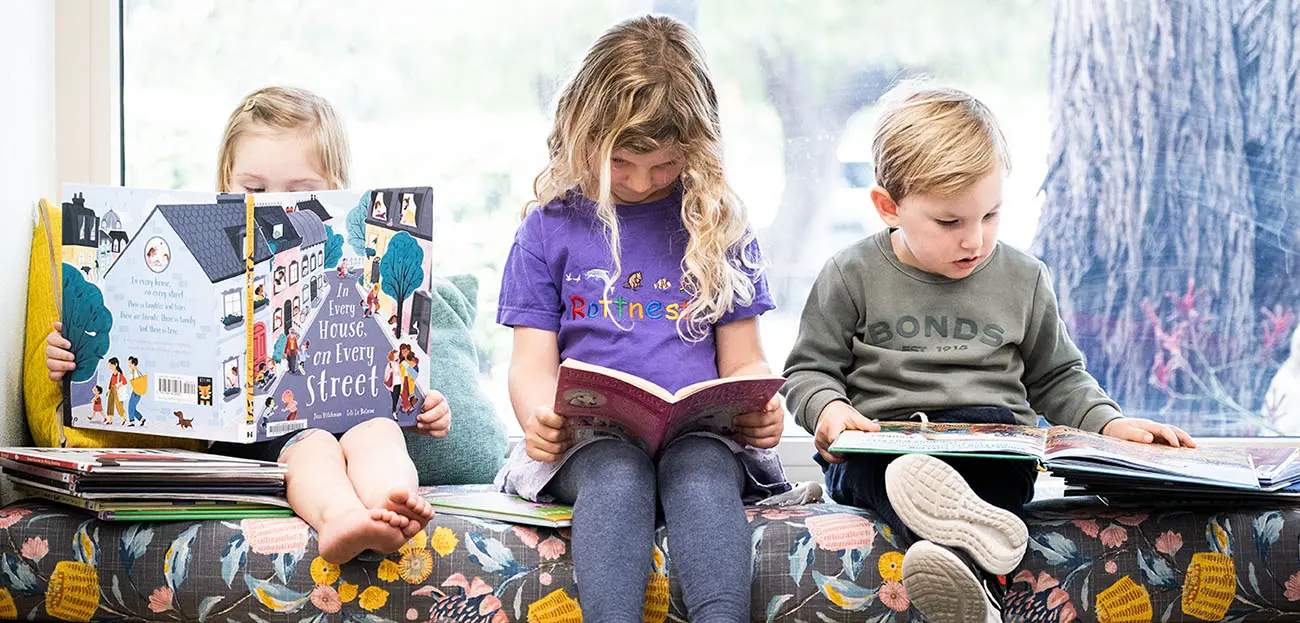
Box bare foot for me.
[378,489,435,537]
[317,507,409,564]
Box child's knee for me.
[584,441,654,489]
[658,435,732,473]
[278,428,334,461]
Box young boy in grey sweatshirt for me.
[782,81,1194,623]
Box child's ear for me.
[870,186,902,227]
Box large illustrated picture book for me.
[58,184,436,443]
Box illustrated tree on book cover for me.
[346,192,369,257]
[379,232,425,339]
[62,263,112,383]
[324,225,344,269]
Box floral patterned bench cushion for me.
[0,496,1297,622]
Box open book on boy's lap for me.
[56,184,436,443]
[829,422,1269,490]
[554,359,785,456]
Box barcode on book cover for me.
[266,420,308,437]
[155,374,197,404]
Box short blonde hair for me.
[216,86,350,191]
[530,15,757,341]
[872,80,1009,202]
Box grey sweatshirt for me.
[782,229,1122,435]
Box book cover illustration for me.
[554,359,784,455]
[59,184,436,443]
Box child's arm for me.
[781,258,862,436]
[716,317,783,448]
[508,327,570,462]
[45,322,75,381]
[1021,265,1193,446]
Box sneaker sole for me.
[884,453,1027,575]
[902,540,992,623]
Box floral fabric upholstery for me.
[0,492,1297,622]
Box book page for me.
[829,422,1048,459]
[664,377,785,441]
[1044,427,1258,488]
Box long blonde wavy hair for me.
[527,15,759,341]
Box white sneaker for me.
[883,453,1028,574]
[902,540,1004,623]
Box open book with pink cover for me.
[553,359,785,455]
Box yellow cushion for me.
[24,200,203,450]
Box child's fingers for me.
[47,357,76,371]
[1117,423,1155,444]
[45,344,75,362]
[421,390,446,410]
[417,402,450,423]
[534,407,565,430]
[1172,425,1196,448]
[1151,423,1181,447]
[739,422,782,441]
[845,412,880,432]
[46,331,71,350]
[732,410,772,428]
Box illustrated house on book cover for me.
[59,185,436,443]
[62,194,100,281]
[362,188,433,352]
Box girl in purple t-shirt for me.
[495,15,790,622]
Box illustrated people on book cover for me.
[125,356,145,426]
[780,80,1195,623]
[372,192,387,220]
[398,345,419,413]
[105,357,126,423]
[384,349,400,416]
[366,283,380,317]
[281,389,299,421]
[91,385,103,422]
[400,193,418,227]
[284,328,301,375]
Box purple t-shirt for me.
[497,188,775,393]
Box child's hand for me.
[412,390,451,437]
[732,396,784,449]
[815,401,879,464]
[525,406,571,463]
[45,322,76,382]
[1101,417,1196,448]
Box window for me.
[273,223,283,239]
[289,260,299,284]
[273,309,282,333]
[222,290,241,318]
[124,2,1298,440]
[224,359,239,391]
[273,266,286,293]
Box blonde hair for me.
[529,15,758,341]
[872,80,1010,202]
[216,86,350,191]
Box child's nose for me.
[626,170,653,193]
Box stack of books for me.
[0,447,290,521]
[830,422,1300,504]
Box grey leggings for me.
[546,436,751,623]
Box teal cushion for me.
[404,274,508,484]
